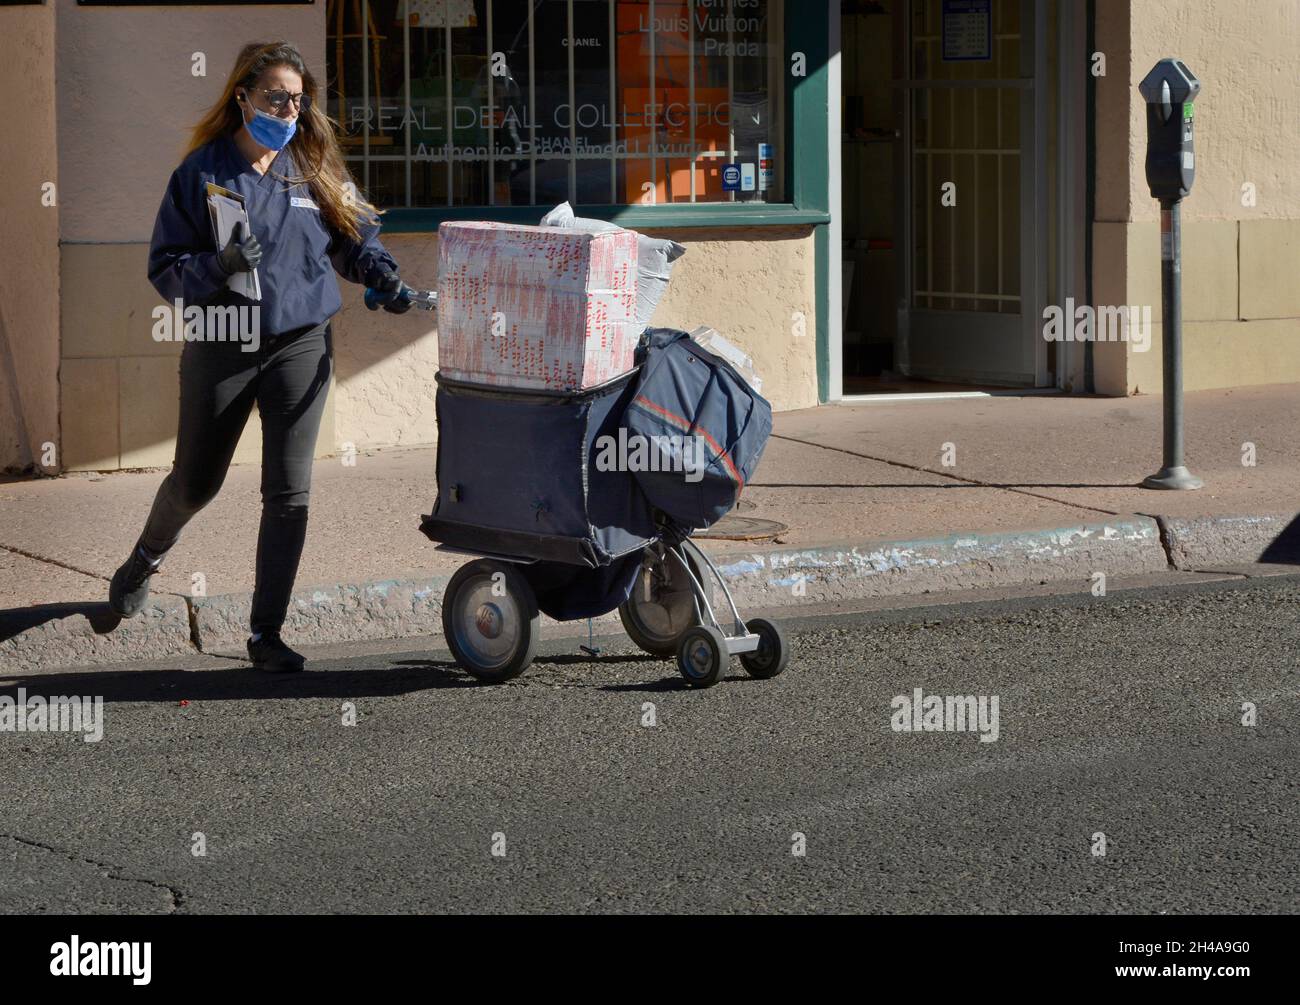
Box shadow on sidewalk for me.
[0,602,123,644]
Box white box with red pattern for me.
[436,221,640,391]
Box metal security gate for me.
[896,0,1049,386]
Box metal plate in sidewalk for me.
[694,515,787,542]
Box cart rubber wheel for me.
[676,625,728,688]
[441,559,539,683]
[618,546,706,657]
[739,617,789,680]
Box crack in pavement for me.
[0,543,115,584]
[1,832,186,912]
[768,434,1122,518]
[0,541,193,610]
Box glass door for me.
[896,0,1048,386]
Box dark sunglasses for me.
[247,87,311,112]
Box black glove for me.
[373,271,415,314]
[216,221,263,275]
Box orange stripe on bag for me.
[631,395,744,489]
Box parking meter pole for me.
[1142,201,1201,489]
[1139,58,1203,491]
[1160,202,1186,476]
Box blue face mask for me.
[241,93,297,150]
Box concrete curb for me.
[5,515,1196,670]
[6,513,1299,671]
[195,574,630,655]
[1155,511,1300,570]
[0,594,194,673]
[193,575,454,655]
[706,517,1168,608]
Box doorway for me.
[840,0,1078,395]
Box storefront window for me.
[326,0,783,208]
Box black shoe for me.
[108,544,162,618]
[246,632,306,673]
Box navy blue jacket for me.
[147,132,398,336]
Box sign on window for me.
[941,0,992,62]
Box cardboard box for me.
[437,222,640,391]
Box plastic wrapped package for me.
[689,326,763,394]
[539,202,686,329]
[436,221,640,391]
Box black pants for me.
[138,322,333,635]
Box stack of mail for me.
[436,222,639,391]
[205,183,261,300]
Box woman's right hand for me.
[368,271,416,314]
[216,221,263,275]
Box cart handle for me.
[364,285,437,312]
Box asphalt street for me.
[1,574,1297,914]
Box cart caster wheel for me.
[618,545,706,657]
[739,618,789,679]
[441,559,539,683]
[676,626,728,688]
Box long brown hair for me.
[184,41,382,243]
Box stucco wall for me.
[1092,0,1300,395]
[55,0,325,470]
[647,226,819,411]
[1125,1,1298,223]
[331,233,441,454]
[0,4,58,473]
[57,2,325,243]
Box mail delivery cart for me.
[419,370,788,688]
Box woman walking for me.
[108,41,416,672]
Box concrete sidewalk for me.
[4,383,1300,670]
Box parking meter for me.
[1138,59,1200,204]
[1138,59,1203,491]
